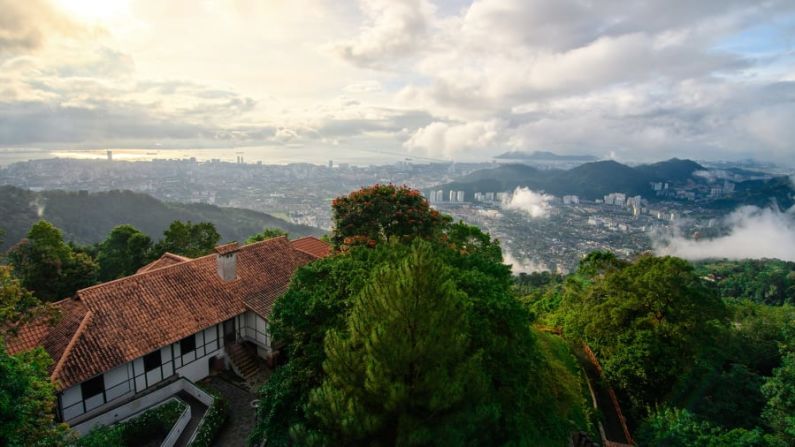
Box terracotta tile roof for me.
[10,236,328,391]
[6,298,89,363]
[290,236,331,258]
[214,242,240,255]
[136,253,192,274]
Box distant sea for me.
[0,146,455,167]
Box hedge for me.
[75,398,187,447]
[188,384,229,447]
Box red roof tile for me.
[214,242,240,255]
[11,236,328,390]
[136,253,191,273]
[291,236,331,258]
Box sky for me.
[1,0,795,164]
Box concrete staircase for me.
[226,342,264,386]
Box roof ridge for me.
[161,252,191,261]
[77,237,292,297]
[51,310,93,386]
[294,247,322,259]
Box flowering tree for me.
[331,184,450,249]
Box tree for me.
[152,220,220,258]
[96,225,153,281]
[0,267,72,446]
[6,220,98,300]
[0,266,58,336]
[331,184,450,249]
[637,407,785,447]
[245,227,287,244]
[252,220,586,446]
[307,241,488,446]
[762,353,795,443]
[561,254,729,416]
[0,345,74,446]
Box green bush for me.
[189,384,229,447]
[75,399,187,447]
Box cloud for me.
[503,250,550,274]
[0,0,83,57]
[343,81,383,93]
[654,206,795,261]
[1,0,795,164]
[403,119,504,158]
[501,187,554,219]
[330,0,435,68]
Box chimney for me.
[214,242,240,281]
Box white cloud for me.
[501,187,554,219]
[330,0,435,68]
[503,250,550,274]
[403,119,504,158]
[1,0,795,164]
[343,80,383,93]
[654,206,795,261]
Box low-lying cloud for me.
[654,206,795,262]
[501,187,554,219]
[503,250,550,274]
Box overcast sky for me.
[1,0,794,164]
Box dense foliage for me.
[96,225,153,281]
[0,268,72,446]
[523,250,795,447]
[331,184,450,249]
[189,383,229,447]
[75,398,187,447]
[7,221,98,300]
[561,255,728,416]
[245,227,288,244]
[0,344,74,446]
[252,186,590,446]
[152,220,221,258]
[695,259,795,305]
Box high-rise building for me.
[106,150,113,161]
[456,191,465,202]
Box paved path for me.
[208,375,258,447]
[175,391,209,447]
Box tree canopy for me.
[0,266,73,446]
[96,225,153,281]
[252,185,589,446]
[6,220,98,301]
[152,220,220,258]
[245,227,288,244]
[331,184,450,249]
[307,241,489,446]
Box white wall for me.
[60,322,227,424]
[239,311,271,355]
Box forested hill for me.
[439,158,794,207]
[441,158,704,199]
[0,186,323,251]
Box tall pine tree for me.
[307,241,488,446]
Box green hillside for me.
[0,186,323,250]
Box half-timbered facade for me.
[6,236,329,425]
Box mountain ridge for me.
[0,186,324,251]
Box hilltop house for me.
[6,236,330,426]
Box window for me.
[81,375,105,399]
[180,335,196,354]
[143,351,161,372]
